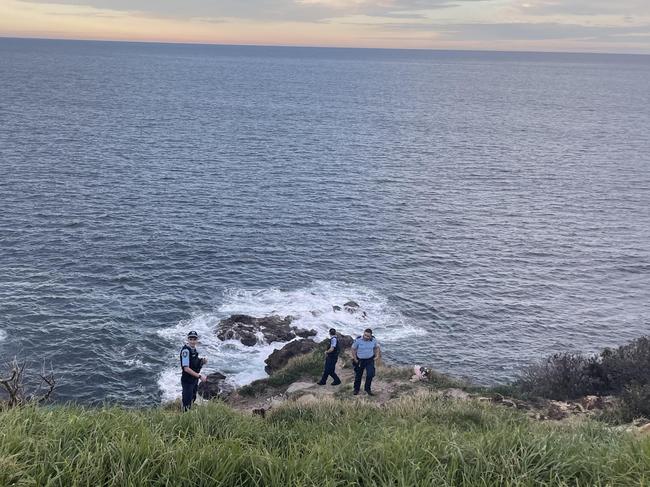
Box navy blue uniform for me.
[318,336,341,385]
[180,344,202,411]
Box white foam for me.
[0,330,6,342]
[157,280,424,403]
[123,359,144,367]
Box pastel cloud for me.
[1,0,649,52]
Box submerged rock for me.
[216,314,316,346]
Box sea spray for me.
[157,281,425,402]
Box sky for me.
[1,0,649,53]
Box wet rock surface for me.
[265,339,318,374]
[198,371,234,400]
[216,314,316,346]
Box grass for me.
[1,395,649,486]
[239,351,324,397]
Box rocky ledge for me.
[215,314,317,346]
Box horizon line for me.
[2,35,649,58]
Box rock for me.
[264,339,318,374]
[441,388,470,401]
[286,381,316,394]
[580,395,603,410]
[332,306,342,312]
[270,396,286,408]
[336,334,354,350]
[294,328,317,339]
[638,423,650,436]
[502,399,517,408]
[546,401,570,420]
[207,371,226,381]
[343,301,360,312]
[491,393,504,403]
[197,372,234,400]
[514,400,532,411]
[571,403,586,413]
[216,314,296,346]
[296,394,318,405]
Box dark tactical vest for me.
[180,345,202,382]
[331,336,341,357]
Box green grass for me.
[1,395,649,486]
[239,351,324,397]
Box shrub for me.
[0,358,56,408]
[618,384,650,422]
[516,353,602,400]
[600,337,650,393]
[515,336,650,402]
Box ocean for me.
[1,38,649,405]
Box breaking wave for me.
[156,281,424,402]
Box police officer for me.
[317,328,342,386]
[351,327,381,396]
[180,330,207,411]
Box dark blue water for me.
[1,38,649,405]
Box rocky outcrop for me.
[264,339,318,374]
[216,314,317,347]
[295,328,318,339]
[330,301,367,319]
[336,334,354,350]
[198,371,235,400]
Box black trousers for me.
[353,358,375,392]
[319,354,340,384]
[181,379,198,411]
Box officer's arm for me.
[374,344,381,360]
[351,342,358,362]
[183,366,202,379]
[181,349,202,380]
[326,337,336,354]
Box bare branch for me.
[0,358,57,408]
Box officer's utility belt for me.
[358,355,375,361]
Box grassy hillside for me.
[2,395,649,486]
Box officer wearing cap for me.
[317,328,342,386]
[180,330,208,411]
[351,328,381,396]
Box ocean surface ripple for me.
[1,39,649,404]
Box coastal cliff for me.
[2,332,649,486]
